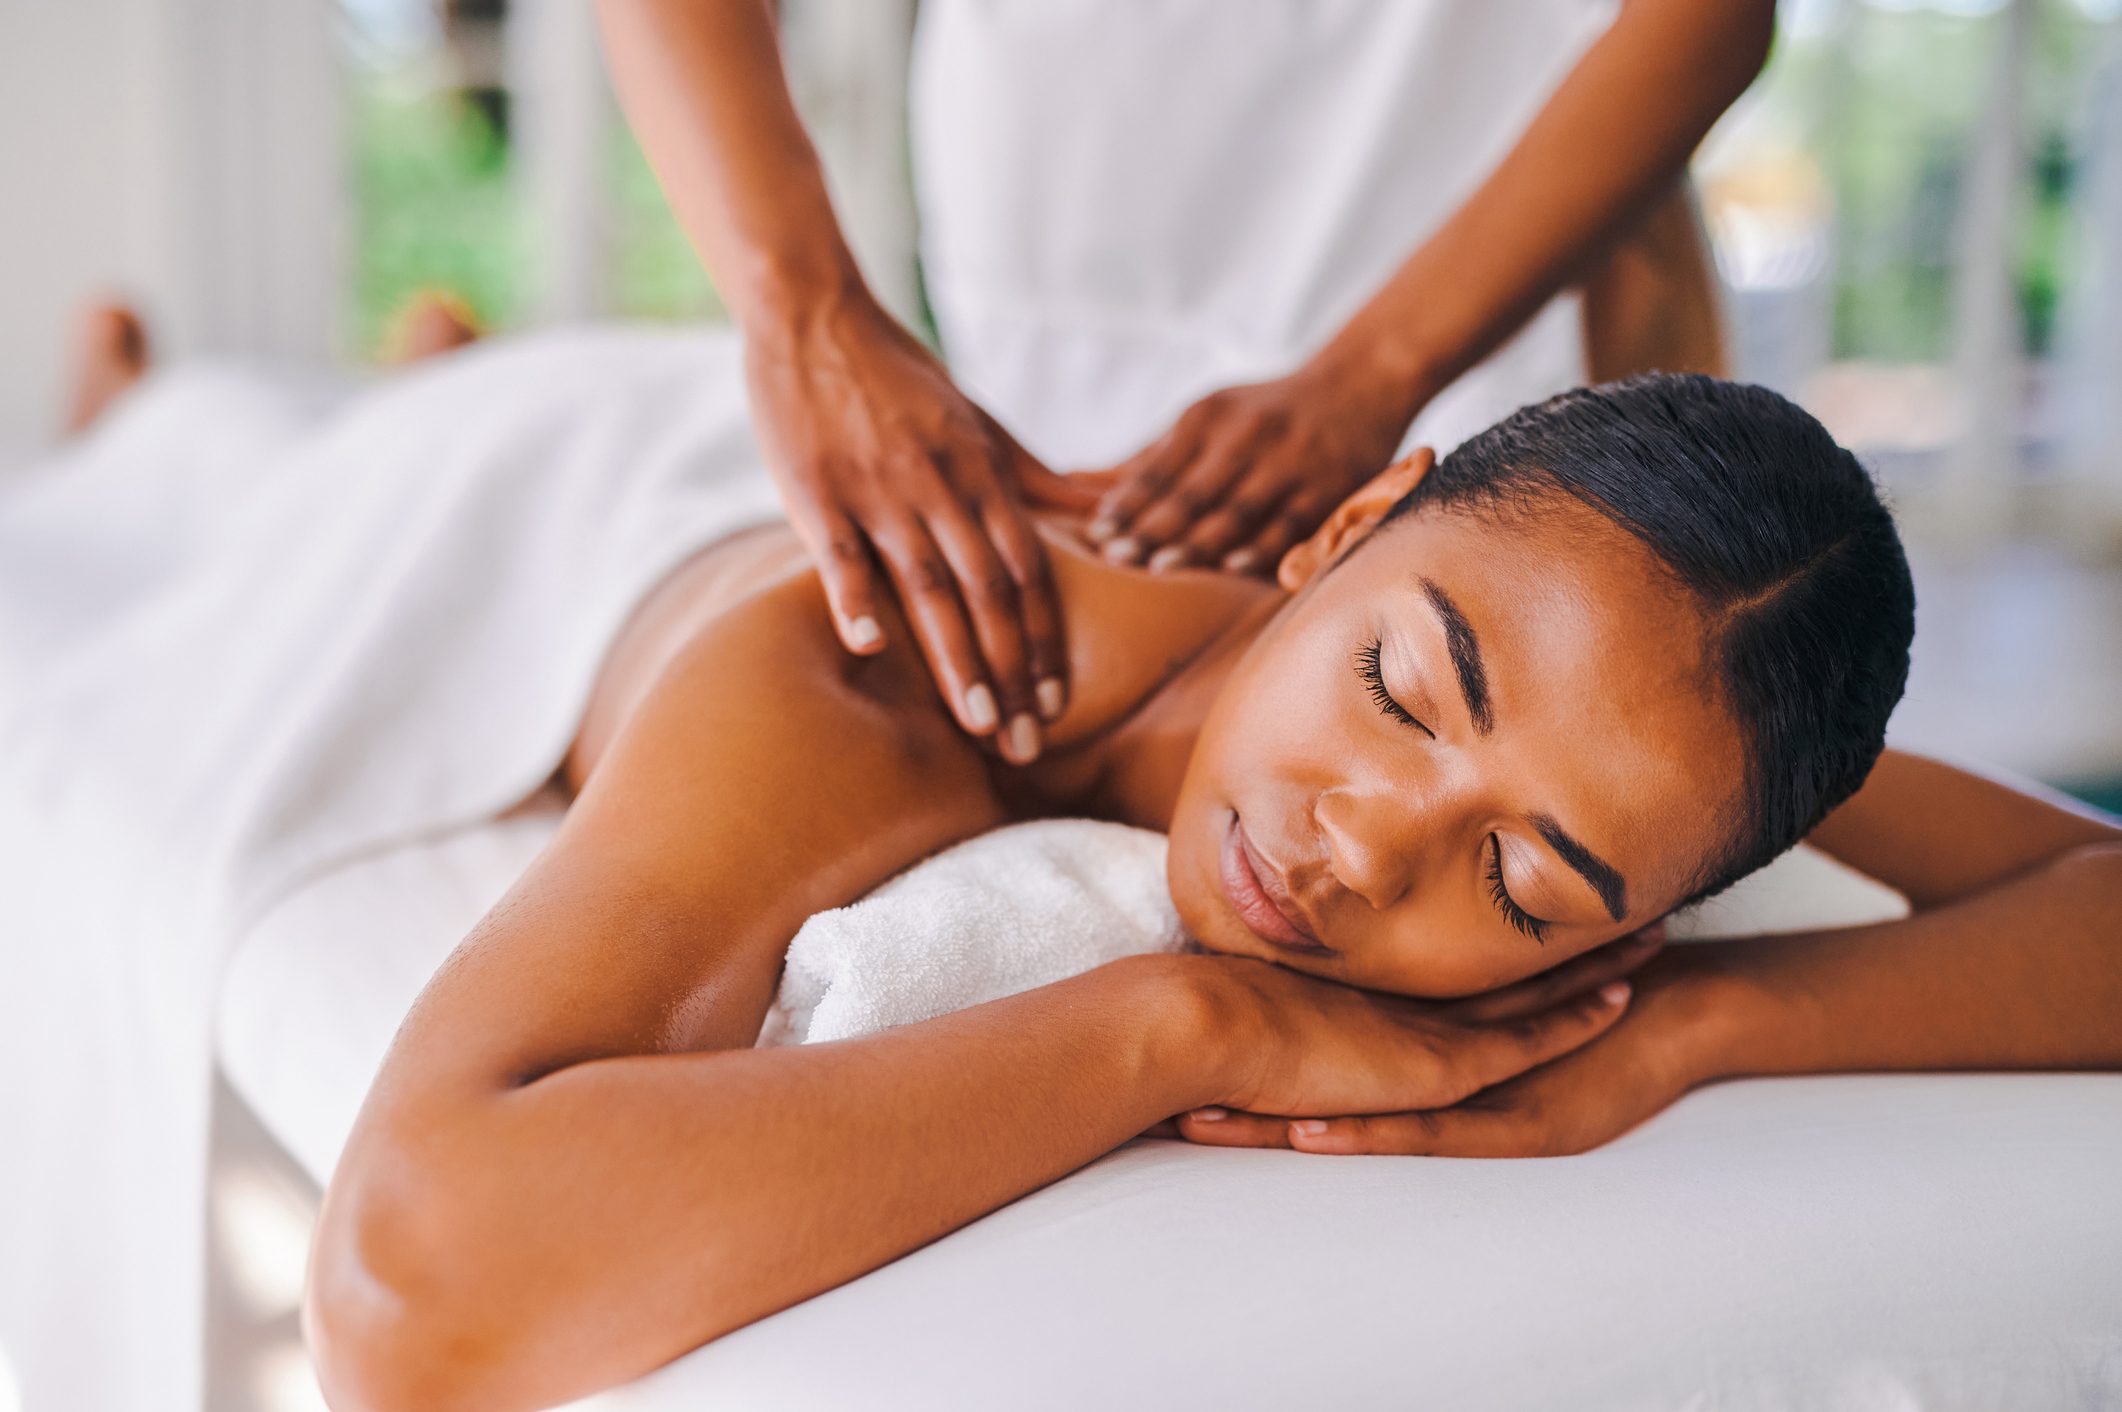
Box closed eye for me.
[1486,835,1551,945]
[1353,638,1434,738]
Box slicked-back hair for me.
[1373,373,1916,902]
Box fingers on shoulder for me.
[793,510,890,654]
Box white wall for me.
[0,0,160,463]
[0,0,343,468]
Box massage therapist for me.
[597,0,1771,763]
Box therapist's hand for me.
[1086,362,1414,576]
[1176,929,1737,1157]
[745,293,1101,759]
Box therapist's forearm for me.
[1317,0,1774,415]
[596,0,869,333]
[1690,843,2122,1083]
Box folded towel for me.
[761,819,1185,1046]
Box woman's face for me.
[1167,461,1745,997]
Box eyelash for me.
[1352,638,1431,736]
[1354,637,1547,944]
[1486,836,1549,944]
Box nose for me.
[1314,784,1427,910]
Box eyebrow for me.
[1531,814,1629,922]
[1414,577,1629,923]
[1417,578,1494,734]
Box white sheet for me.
[0,328,785,1412]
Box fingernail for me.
[1222,547,1260,573]
[964,683,999,732]
[1290,1119,1329,1138]
[1003,712,1041,763]
[1600,981,1631,1006]
[846,615,882,650]
[1146,545,1190,573]
[1102,536,1143,566]
[1035,677,1066,720]
[1189,1106,1228,1123]
[1088,518,1117,543]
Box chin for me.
[1163,796,1240,952]
[1162,795,1304,967]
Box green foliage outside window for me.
[347,77,526,360]
[1767,1,2109,362]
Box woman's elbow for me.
[305,1145,522,1412]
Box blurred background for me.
[0,2,2117,1406]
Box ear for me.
[1275,448,1437,593]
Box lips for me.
[1220,813,1334,955]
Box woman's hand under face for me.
[1178,930,1734,1158]
[1085,363,1413,576]
[1184,928,1665,1126]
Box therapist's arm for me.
[596,0,1094,761]
[1090,0,1776,574]
[1180,750,2122,1157]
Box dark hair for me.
[1374,373,1915,902]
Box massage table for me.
[216,793,2122,1411]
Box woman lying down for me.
[55,311,2111,1411]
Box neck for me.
[1080,589,1286,833]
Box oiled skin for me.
[563,514,1267,817]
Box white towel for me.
[760,819,1186,1046]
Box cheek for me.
[1196,613,1355,776]
[1343,923,1519,998]
[1352,915,1627,998]
[1339,886,1581,997]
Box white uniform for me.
[910,0,1620,468]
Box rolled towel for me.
[759,819,1185,1046]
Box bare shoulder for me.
[381,570,1010,1094]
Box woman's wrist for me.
[1114,951,1264,1114]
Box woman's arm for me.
[1698,750,2122,1077]
[305,578,1633,1412]
[595,0,1094,754]
[1181,749,2122,1157]
[1089,0,1777,573]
